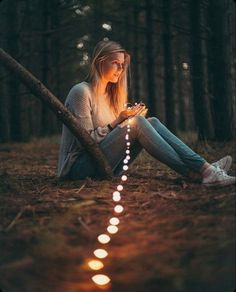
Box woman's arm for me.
[66,84,110,142]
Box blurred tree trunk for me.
[190,0,214,140]
[176,56,186,131]
[0,48,113,178]
[7,0,22,141]
[162,0,176,132]
[0,2,10,142]
[145,0,156,116]
[41,0,51,135]
[132,2,141,102]
[207,0,235,140]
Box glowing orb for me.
[121,175,127,181]
[114,205,124,213]
[117,185,123,191]
[126,150,130,154]
[107,225,118,234]
[88,260,104,270]
[126,142,131,146]
[92,274,110,286]
[97,234,110,244]
[126,155,131,160]
[123,159,128,164]
[127,129,131,132]
[93,249,108,259]
[109,217,120,225]
[123,165,128,171]
[125,134,129,140]
[113,193,121,202]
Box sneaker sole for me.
[203,179,236,187]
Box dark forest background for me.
[0,0,235,143]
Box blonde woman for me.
[58,40,235,186]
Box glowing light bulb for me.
[127,129,130,132]
[97,234,110,244]
[94,249,108,259]
[109,217,120,225]
[123,159,128,164]
[121,175,127,181]
[126,155,131,160]
[125,134,129,140]
[126,150,130,154]
[126,142,130,146]
[88,260,104,270]
[92,274,110,286]
[113,190,120,196]
[113,193,121,202]
[117,185,123,191]
[107,225,118,234]
[123,165,128,171]
[114,205,124,213]
[127,124,130,128]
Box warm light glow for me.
[125,134,129,140]
[88,260,104,270]
[123,165,128,171]
[97,234,111,244]
[107,225,119,234]
[102,23,112,31]
[94,249,108,259]
[182,62,189,70]
[127,128,131,132]
[123,159,128,164]
[127,142,130,146]
[121,175,127,181]
[114,205,124,213]
[92,274,111,286]
[126,155,131,160]
[109,217,120,225]
[126,150,130,154]
[117,185,123,191]
[113,193,121,202]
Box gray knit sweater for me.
[57,81,117,178]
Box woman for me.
[58,40,235,187]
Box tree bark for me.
[162,0,176,133]
[145,0,157,116]
[0,48,113,179]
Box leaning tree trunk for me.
[0,48,113,179]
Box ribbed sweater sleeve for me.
[66,83,110,142]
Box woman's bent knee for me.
[147,117,160,123]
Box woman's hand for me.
[110,104,148,129]
[119,104,147,121]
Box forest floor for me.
[0,135,235,292]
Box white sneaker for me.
[212,155,232,173]
[202,165,236,187]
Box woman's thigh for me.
[69,124,142,179]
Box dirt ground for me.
[0,136,235,292]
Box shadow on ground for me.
[0,137,235,292]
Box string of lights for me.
[87,117,132,288]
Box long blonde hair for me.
[86,40,130,116]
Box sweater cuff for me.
[107,124,114,132]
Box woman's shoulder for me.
[70,81,91,97]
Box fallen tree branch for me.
[0,48,113,179]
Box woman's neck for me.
[97,79,108,97]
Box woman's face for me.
[101,52,125,83]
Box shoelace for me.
[214,165,227,176]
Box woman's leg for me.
[70,126,143,179]
[147,117,206,172]
[70,115,204,179]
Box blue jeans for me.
[69,116,205,179]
